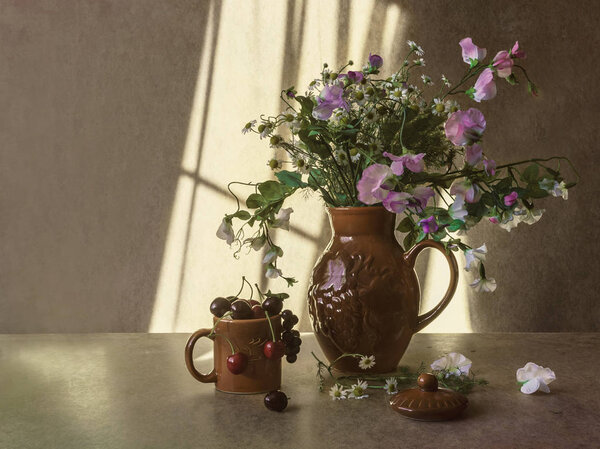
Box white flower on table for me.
[329,384,347,400]
[384,378,398,395]
[516,362,556,394]
[431,352,472,377]
[346,380,369,399]
[358,355,376,370]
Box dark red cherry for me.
[251,304,266,319]
[210,297,231,317]
[264,390,288,412]
[281,309,293,320]
[263,340,285,360]
[230,300,253,319]
[248,299,260,307]
[226,353,248,374]
[262,297,283,315]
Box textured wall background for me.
[1,0,598,333]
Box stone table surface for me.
[1,333,598,449]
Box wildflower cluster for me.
[219,38,577,290]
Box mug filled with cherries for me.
[185,278,299,411]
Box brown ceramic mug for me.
[185,315,282,394]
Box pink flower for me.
[459,38,487,64]
[382,191,411,214]
[410,186,435,210]
[418,216,438,234]
[473,68,497,102]
[493,50,513,78]
[465,144,483,166]
[489,217,499,224]
[483,159,496,176]
[504,191,518,207]
[450,178,481,203]
[382,152,425,176]
[357,164,394,204]
[511,41,526,59]
[445,108,487,146]
[313,84,348,120]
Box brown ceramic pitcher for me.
[185,315,282,394]
[308,207,458,373]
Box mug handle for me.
[403,239,459,332]
[185,328,217,383]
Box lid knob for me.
[417,373,438,392]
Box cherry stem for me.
[208,311,232,337]
[211,332,236,355]
[264,311,277,342]
[254,283,265,304]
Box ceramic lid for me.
[389,373,468,421]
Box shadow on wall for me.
[0,1,213,332]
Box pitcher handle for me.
[185,328,217,383]
[403,239,459,332]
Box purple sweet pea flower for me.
[382,191,411,214]
[504,191,518,207]
[459,38,487,64]
[445,108,487,146]
[465,144,483,166]
[411,186,435,210]
[419,215,438,234]
[312,84,349,120]
[473,68,497,102]
[369,53,383,68]
[357,164,394,204]
[382,152,425,176]
[344,70,364,83]
[483,159,496,176]
[511,41,526,59]
[493,50,514,79]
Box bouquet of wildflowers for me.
[218,38,577,291]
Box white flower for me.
[289,115,303,133]
[358,355,376,370]
[349,148,361,163]
[470,277,497,293]
[292,157,310,174]
[329,107,346,123]
[464,244,487,272]
[552,181,569,200]
[390,87,408,101]
[441,74,451,87]
[216,218,235,245]
[272,207,293,231]
[449,194,468,221]
[432,97,446,116]
[421,74,432,85]
[259,124,272,139]
[515,207,544,225]
[267,159,282,171]
[413,58,425,66]
[334,148,349,165]
[265,267,282,279]
[262,248,278,265]
[363,109,378,123]
[446,99,460,116]
[407,40,424,56]
[431,352,472,377]
[347,380,369,399]
[517,362,556,394]
[241,120,256,134]
[329,384,347,400]
[384,378,398,395]
[499,214,519,232]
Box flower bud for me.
[350,147,359,156]
[258,124,266,132]
[329,72,338,80]
[268,159,280,169]
[365,87,375,96]
[355,91,364,101]
[270,135,282,146]
[285,114,294,122]
[348,60,354,65]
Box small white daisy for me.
[389,87,408,101]
[432,98,446,116]
[241,120,256,134]
[333,148,349,165]
[413,58,425,66]
[358,355,376,370]
[421,74,433,85]
[259,123,272,139]
[441,74,451,87]
[384,378,398,395]
[349,147,361,163]
[267,159,282,170]
[446,100,460,116]
[407,40,424,56]
[347,380,369,399]
[329,384,347,400]
[292,157,310,174]
[329,108,346,124]
[362,109,378,123]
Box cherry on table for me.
[231,300,253,319]
[263,340,285,360]
[264,390,288,412]
[209,297,231,318]
[262,297,283,315]
[286,354,297,364]
[226,353,248,374]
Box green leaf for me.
[505,74,518,85]
[447,219,464,232]
[246,193,266,209]
[396,216,414,233]
[465,87,475,99]
[258,181,284,201]
[526,187,549,199]
[298,129,330,158]
[295,95,314,116]
[403,232,416,249]
[232,210,251,220]
[275,170,307,188]
[469,59,478,69]
[308,130,320,137]
[521,164,540,184]
[415,231,426,243]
